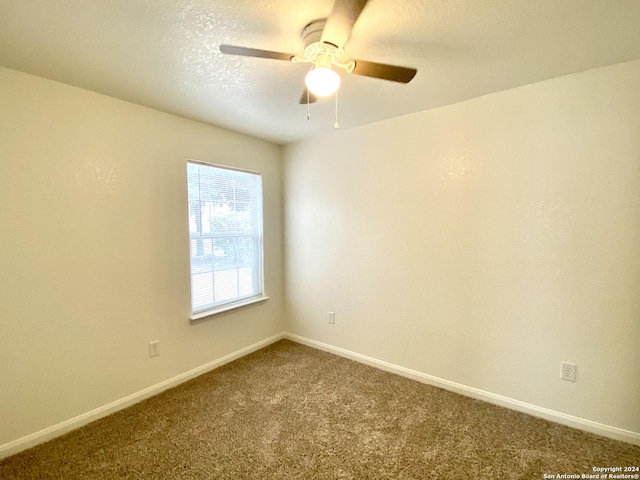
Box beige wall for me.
[2,58,639,452]
[284,60,640,434]
[0,67,284,447]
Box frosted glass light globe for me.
[305,66,341,97]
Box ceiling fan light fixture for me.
[305,66,341,97]
[218,0,418,107]
[305,54,340,97]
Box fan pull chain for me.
[306,89,310,120]
[334,91,339,129]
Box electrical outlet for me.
[328,311,335,324]
[149,340,160,358]
[561,362,576,382]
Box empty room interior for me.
[1,0,639,478]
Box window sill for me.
[189,296,270,323]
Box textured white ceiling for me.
[1,0,640,144]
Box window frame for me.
[186,160,268,321]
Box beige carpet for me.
[1,340,638,479]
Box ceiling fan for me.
[219,0,417,104]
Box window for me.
[187,161,265,319]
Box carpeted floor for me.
[1,340,638,479]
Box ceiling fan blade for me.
[321,0,370,49]
[350,59,417,83]
[299,88,318,105]
[219,44,294,61]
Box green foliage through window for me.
[187,162,263,313]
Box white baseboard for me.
[3,331,637,460]
[285,333,640,447]
[0,332,286,460]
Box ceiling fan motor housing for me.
[302,20,326,47]
[301,19,344,63]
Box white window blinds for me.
[187,161,264,315]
